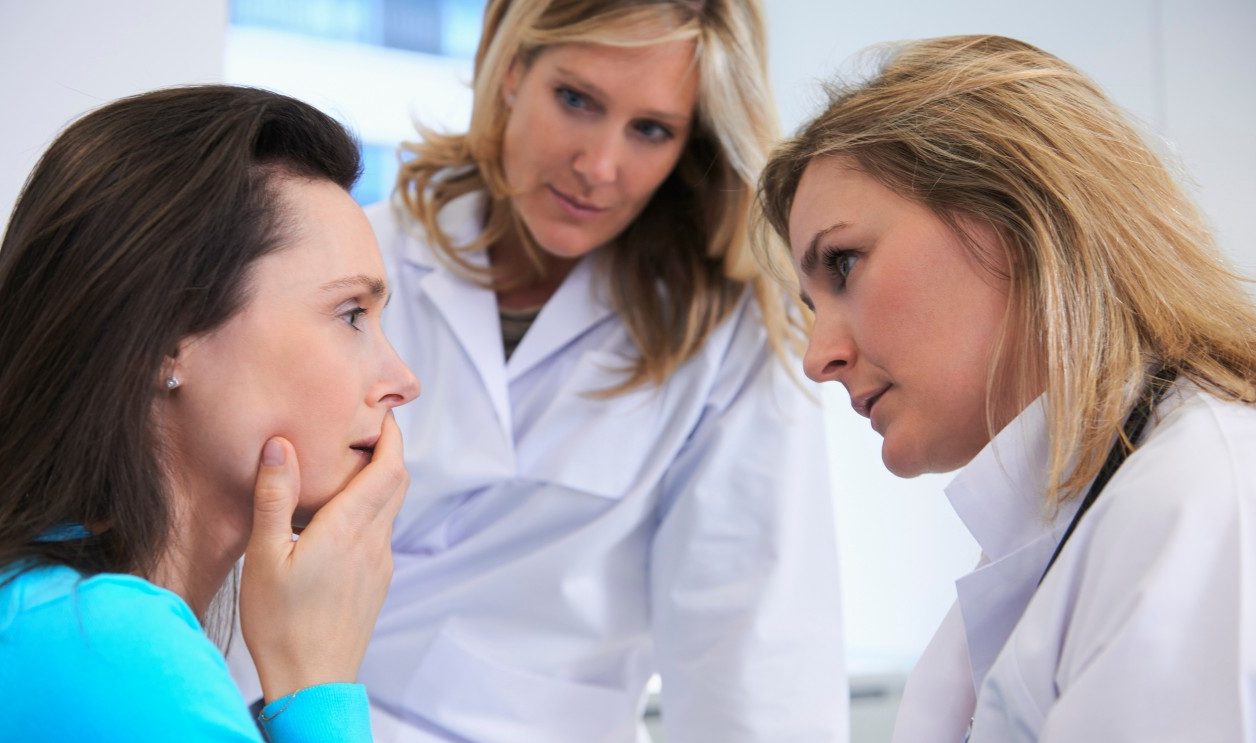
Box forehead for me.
[250,178,384,293]
[528,40,699,109]
[787,157,883,254]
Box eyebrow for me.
[320,274,390,305]
[554,65,692,126]
[798,221,852,277]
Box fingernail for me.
[262,439,284,466]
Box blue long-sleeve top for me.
[0,563,372,742]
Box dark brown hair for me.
[0,85,361,582]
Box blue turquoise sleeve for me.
[260,682,372,743]
[0,568,373,742]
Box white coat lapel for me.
[417,268,513,439]
[944,397,1077,689]
[954,534,1062,689]
[504,253,616,382]
[399,194,514,441]
[891,601,975,743]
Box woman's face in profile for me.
[788,156,1012,477]
[167,178,419,517]
[498,39,698,259]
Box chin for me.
[294,468,357,522]
[532,228,603,259]
[882,457,928,479]
[883,435,982,477]
[880,438,932,479]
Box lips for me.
[547,185,607,214]
[850,385,890,419]
[349,435,379,458]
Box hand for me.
[239,412,407,702]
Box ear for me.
[501,58,523,108]
[159,336,198,392]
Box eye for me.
[556,86,593,112]
[821,248,859,288]
[632,119,674,143]
[341,306,368,331]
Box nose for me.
[571,127,619,189]
[803,309,856,384]
[372,339,421,409]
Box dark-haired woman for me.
[0,85,419,741]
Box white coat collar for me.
[946,397,1055,561]
[944,396,1080,691]
[395,192,617,439]
[503,252,615,381]
[394,191,488,271]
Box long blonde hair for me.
[398,0,799,392]
[759,35,1256,506]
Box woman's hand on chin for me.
[238,411,408,703]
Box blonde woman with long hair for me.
[231,1,845,740]
[760,35,1256,742]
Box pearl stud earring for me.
[165,376,181,390]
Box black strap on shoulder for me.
[1037,366,1178,586]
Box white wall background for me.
[2,0,1253,692]
[0,1,227,233]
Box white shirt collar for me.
[944,395,1066,562]
[943,396,1086,691]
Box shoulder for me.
[1001,389,1256,736]
[1098,385,1256,530]
[0,567,256,739]
[690,292,814,414]
[362,198,399,236]
[2,564,200,640]
[1050,385,1256,627]
[365,192,487,265]
[362,199,417,261]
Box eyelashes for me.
[341,306,367,331]
[820,248,859,287]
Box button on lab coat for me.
[325,194,846,743]
[893,383,1256,742]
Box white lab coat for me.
[892,381,1256,742]
[231,193,846,742]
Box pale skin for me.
[493,40,699,309]
[155,176,419,701]
[788,156,1029,476]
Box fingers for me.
[373,412,408,522]
[350,412,408,514]
[373,409,402,466]
[247,437,301,561]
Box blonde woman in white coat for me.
[231,2,848,742]
[759,35,1256,743]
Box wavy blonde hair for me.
[759,35,1256,506]
[397,0,800,392]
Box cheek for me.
[268,356,365,504]
[626,148,682,203]
[503,103,563,187]
[860,260,1006,468]
[164,383,274,513]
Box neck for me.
[152,478,251,620]
[490,225,578,311]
